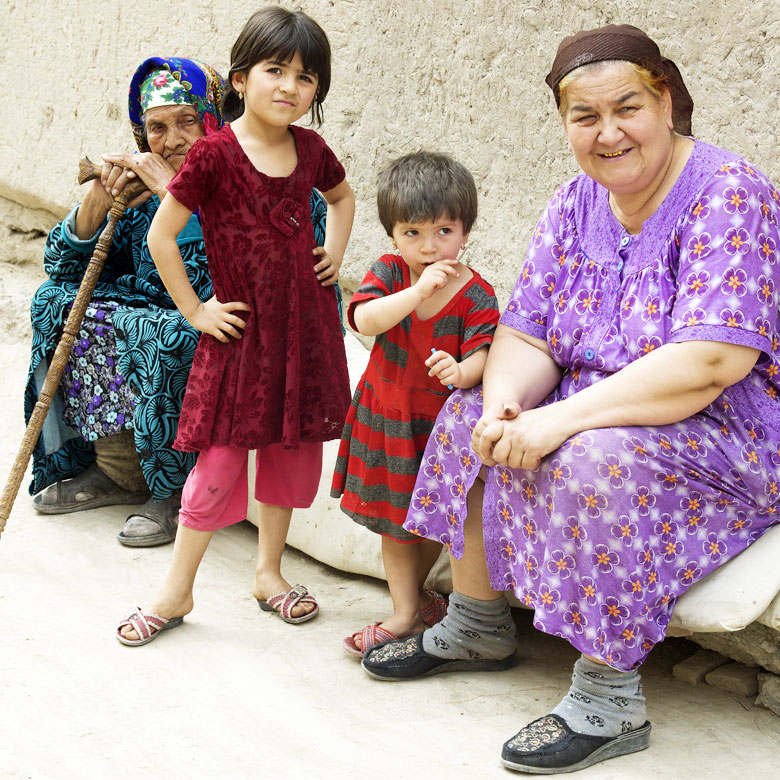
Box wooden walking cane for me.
[0,158,147,538]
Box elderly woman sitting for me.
[361,25,780,774]
[27,57,333,546]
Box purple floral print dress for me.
[403,141,780,671]
[61,301,136,440]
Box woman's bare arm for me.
[483,339,760,470]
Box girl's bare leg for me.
[416,538,445,611]
[351,535,443,651]
[367,470,499,648]
[253,502,314,618]
[361,537,426,644]
[119,524,212,640]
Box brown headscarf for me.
[545,24,693,135]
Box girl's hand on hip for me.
[471,398,521,465]
[490,404,574,471]
[312,247,341,286]
[426,350,461,387]
[414,260,459,299]
[187,296,250,342]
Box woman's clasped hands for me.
[471,398,575,471]
[99,152,178,207]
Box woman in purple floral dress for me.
[361,25,780,774]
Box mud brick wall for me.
[2,0,779,302]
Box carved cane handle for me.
[78,155,148,200]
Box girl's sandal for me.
[421,589,449,627]
[257,585,319,624]
[116,607,184,646]
[344,622,398,657]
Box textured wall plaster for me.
[2,0,779,303]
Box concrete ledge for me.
[689,622,780,675]
[672,650,729,685]
[705,662,760,697]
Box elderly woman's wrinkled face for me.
[144,105,204,171]
[562,61,674,196]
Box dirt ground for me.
[1,260,779,779]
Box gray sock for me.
[551,655,646,737]
[421,591,517,660]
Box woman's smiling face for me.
[562,61,675,197]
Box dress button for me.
[584,348,595,360]
[617,260,624,272]
[620,236,631,247]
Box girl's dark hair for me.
[377,151,478,237]
[222,6,331,125]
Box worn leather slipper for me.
[117,492,181,547]
[33,463,149,515]
[500,714,652,774]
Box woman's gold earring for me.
[238,91,244,100]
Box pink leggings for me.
[178,442,323,532]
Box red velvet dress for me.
[166,124,350,451]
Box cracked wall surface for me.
[2,0,779,301]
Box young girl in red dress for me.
[117,6,354,645]
[331,152,499,656]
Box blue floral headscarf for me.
[128,57,225,152]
